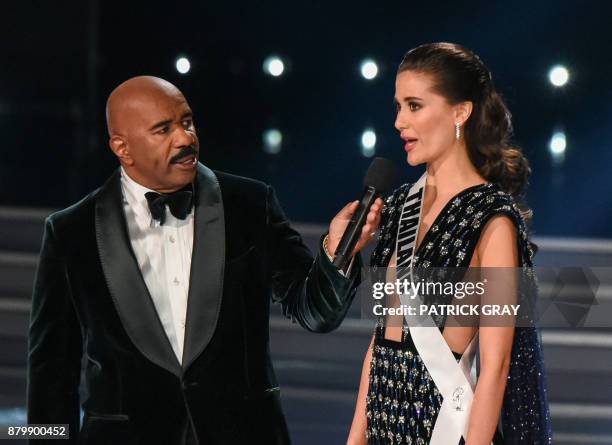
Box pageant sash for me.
[395,174,426,276]
[394,173,484,445]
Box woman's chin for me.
[406,152,424,166]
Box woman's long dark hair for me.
[398,42,530,200]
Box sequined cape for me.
[369,182,553,445]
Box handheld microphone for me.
[332,157,397,270]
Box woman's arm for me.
[347,335,375,445]
[465,215,518,445]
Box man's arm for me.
[27,218,82,443]
[265,185,380,333]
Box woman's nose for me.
[394,113,407,132]
[394,117,402,132]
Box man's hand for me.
[327,198,383,258]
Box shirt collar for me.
[120,167,158,227]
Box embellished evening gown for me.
[364,180,552,445]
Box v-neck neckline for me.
[412,181,490,258]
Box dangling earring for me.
[455,122,461,141]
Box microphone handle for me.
[332,186,377,270]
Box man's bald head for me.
[106,75,199,193]
[106,76,186,136]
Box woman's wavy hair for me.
[398,42,531,202]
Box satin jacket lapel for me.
[182,163,225,371]
[95,169,182,377]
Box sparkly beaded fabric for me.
[366,182,553,445]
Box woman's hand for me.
[327,198,383,258]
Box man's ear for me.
[109,135,133,166]
[454,101,473,126]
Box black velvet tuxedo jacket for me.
[27,164,361,445]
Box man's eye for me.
[182,120,193,129]
[157,127,169,134]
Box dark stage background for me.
[1,1,612,445]
[1,0,612,237]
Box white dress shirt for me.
[120,168,194,363]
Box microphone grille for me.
[364,157,397,193]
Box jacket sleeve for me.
[27,218,82,443]
[265,185,362,333]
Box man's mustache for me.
[170,145,198,164]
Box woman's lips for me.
[404,139,418,152]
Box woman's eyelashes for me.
[408,101,422,111]
[394,101,422,113]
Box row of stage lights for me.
[174,56,571,162]
[174,55,380,79]
[261,126,375,158]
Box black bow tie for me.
[144,184,194,225]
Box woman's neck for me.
[425,143,486,198]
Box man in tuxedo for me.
[27,76,382,444]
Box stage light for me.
[263,56,285,77]
[360,59,378,80]
[263,129,282,154]
[549,131,566,161]
[548,65,569,87]
[175,57,191,74]
[361,128,376,157]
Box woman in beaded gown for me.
[346,43,552,445]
